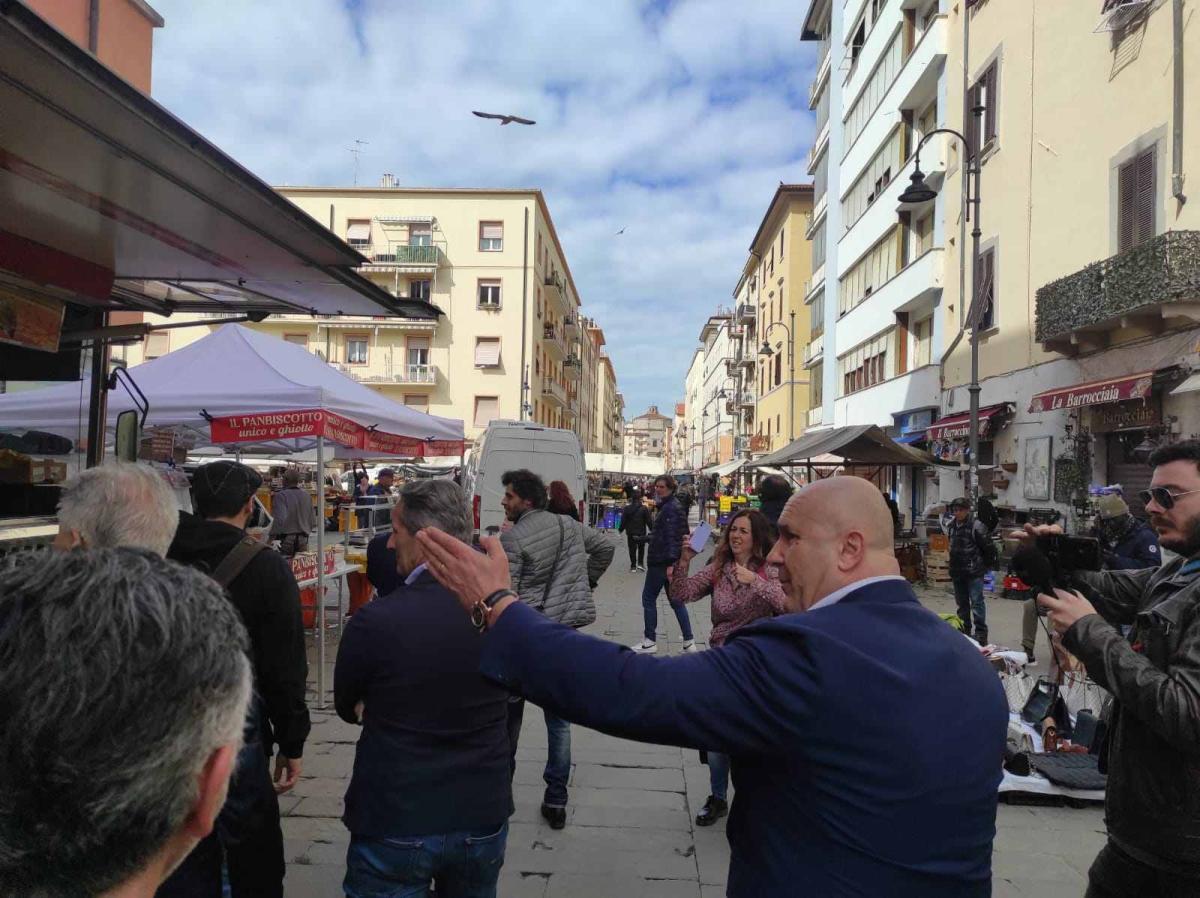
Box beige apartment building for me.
[623,405,672,458]
[732,184,816,456]
[594,353,624,454]
[932,0,1200,521]
[116,186,615,447]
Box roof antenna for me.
[347,139,369,186]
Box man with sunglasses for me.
[1028,440,1200,897]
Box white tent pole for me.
[316,435,326,710]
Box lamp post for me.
[897,113,984,510]
[759,309,796,442]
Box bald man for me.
[416,477,1008,898]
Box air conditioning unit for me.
[1094,0,1150,32]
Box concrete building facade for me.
[623,405,672,458]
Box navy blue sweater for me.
[482,579,1007,897]
[647,495,686,566]
[334,572,511,837]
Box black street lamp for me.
[898,115,985,510]
[758,309,796,442]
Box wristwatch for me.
[471,589,518,631]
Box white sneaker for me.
[682,640,701,653]
[630,639,658,654]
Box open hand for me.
[1037,587,1097,636]
[417,529,511,613]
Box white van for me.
[464,421,587,538]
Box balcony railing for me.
[563,355,582,381]
[804,333,824,367]
[749,434,771,453]
[542,324,568,359]
[562,315,580,338]
[544,272,568,310]
[331,362,438,385]
[735,302,757,324]
[1035,231,1200,351]
[541,380,567,406]
[807,406,824,427]
[353,244,442,267]
[737,391,755,408]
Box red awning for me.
[926,404,1011,442]
[1028,372,1154,414]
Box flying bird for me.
[472,111,536,126]
[615,227,626,236]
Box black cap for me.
[949,497,970,510]
[378,468,395,478]
[193,461,263,518]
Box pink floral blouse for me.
[669,559,789,647]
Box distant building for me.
[623,405,672,458]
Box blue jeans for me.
[707,751,730,802]
[952,575,987,638]
[344,823,508,898]
[507,700,571,808]
[641,563,694,642]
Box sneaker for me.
[630,566,638,573]
[682,640,701,653]
[630,639,658,654]
[540,803,566,830]
[637,565,646,572]
[695,795,728,826]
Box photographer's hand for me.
[1037,587,1098,636]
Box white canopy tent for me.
[585,453,666,478]
[703,458,746,477]
[0,324,464,708]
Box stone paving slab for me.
[282,562,1106,897]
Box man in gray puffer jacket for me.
[499,469,614,830]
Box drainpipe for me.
[1172,0,1187,203]
[87,0,99,53]
[519,206,530,420]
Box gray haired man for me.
[0,548,252,897]
[53,462,180,555]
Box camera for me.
[1011,534,1102,600]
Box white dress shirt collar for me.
[807,575,908,612]
[404,562,429,586]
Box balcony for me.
[737,391,755,409]
[1036,231,1200,355]
[807,124,829,176]
[541,379,567,408]
[562,315,580,339]
[838,248,945,352]
[808,39,831,109]
[354,244,442,271]
[735,302,757,325]
[804,333,824,368]
[835,365,940,429]
[544,272,570,312]
[563,355,582,381]
[807,406,824,427]
[542,323,568,360]
[331,362,438,386]
[749,433,771,454]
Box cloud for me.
[150,0,817,416]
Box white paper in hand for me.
[688,522,712,554]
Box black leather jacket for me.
[1068,557,1200,873]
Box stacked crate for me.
[925,533,951,583]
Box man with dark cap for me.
[947,497,995,644]
[159,461,310,898]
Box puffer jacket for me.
[1068,556,1200,871]
[947,514,991,579]
[647,495,687,566]
[500,508,615,628]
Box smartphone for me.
[689,522,712,554]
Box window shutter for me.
[1133,147,1156,248]
[474,338,501,367]
[968,81,982,159]
[984,63,998,143]
[474,396,499,429]
[481,223,503,240]
[346,222,370,241]
[1117,158,1137,253]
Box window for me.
[406,336,430,372]
[346,220,370,248]
[839,333,891,395]
[912,316,932,367]
[844,32,903,151]
[810,298,825,337]
[842,129,902,228]
[479,221,504,252]
[1117,147,1156,253]
[810,362,824,407]
[774,352,782,387]
[968,61,999,159]
[408,224,431,246]
[776,415,781,434]
[346,336,369,365]
[916,99,938,143]
[810,219,827,270]
[473,396,500,429]
[839,228,900,314]
[973,247,996,331]
[849,19,867,66]
[769,247,775,277]
[779,228,785,260]
[283,333,308,349]
[409,278,431,302]
[144,332,170,359]
[404,394,429,414]
[914,211,934,256]
[478,279,502,308]
[475,337,502,368]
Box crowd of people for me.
[3,441,1200,897]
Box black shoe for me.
[695,795,728,827]
[540,803,566,830]
[1023,647,1036,664]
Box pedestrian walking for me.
[269,468,314,556]
[755,474,793,538]
[947,497,995,644]
[417,476,1007,897]
[670,508,788,826]
[1029,441,1200,897]
[335,480,511,898]
[677,480,696,522]
[0,549,253,898]
[159,461,310,898]
[547,479,581,520]
[620,487,653,572]
[632,474,696,654]
[498,469,615,830]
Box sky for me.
[150,0,818,417]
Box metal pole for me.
[788,310,796,442]
[967,107,984,512]
[316,435,326,710]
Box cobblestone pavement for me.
[285,533,1105,896]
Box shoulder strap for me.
[212,536,269,589]
[542,515,566,607]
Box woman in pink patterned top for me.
[670,508,789,827]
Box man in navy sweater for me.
[418,476,1007,897]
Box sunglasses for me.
[1139,486,1200,510]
